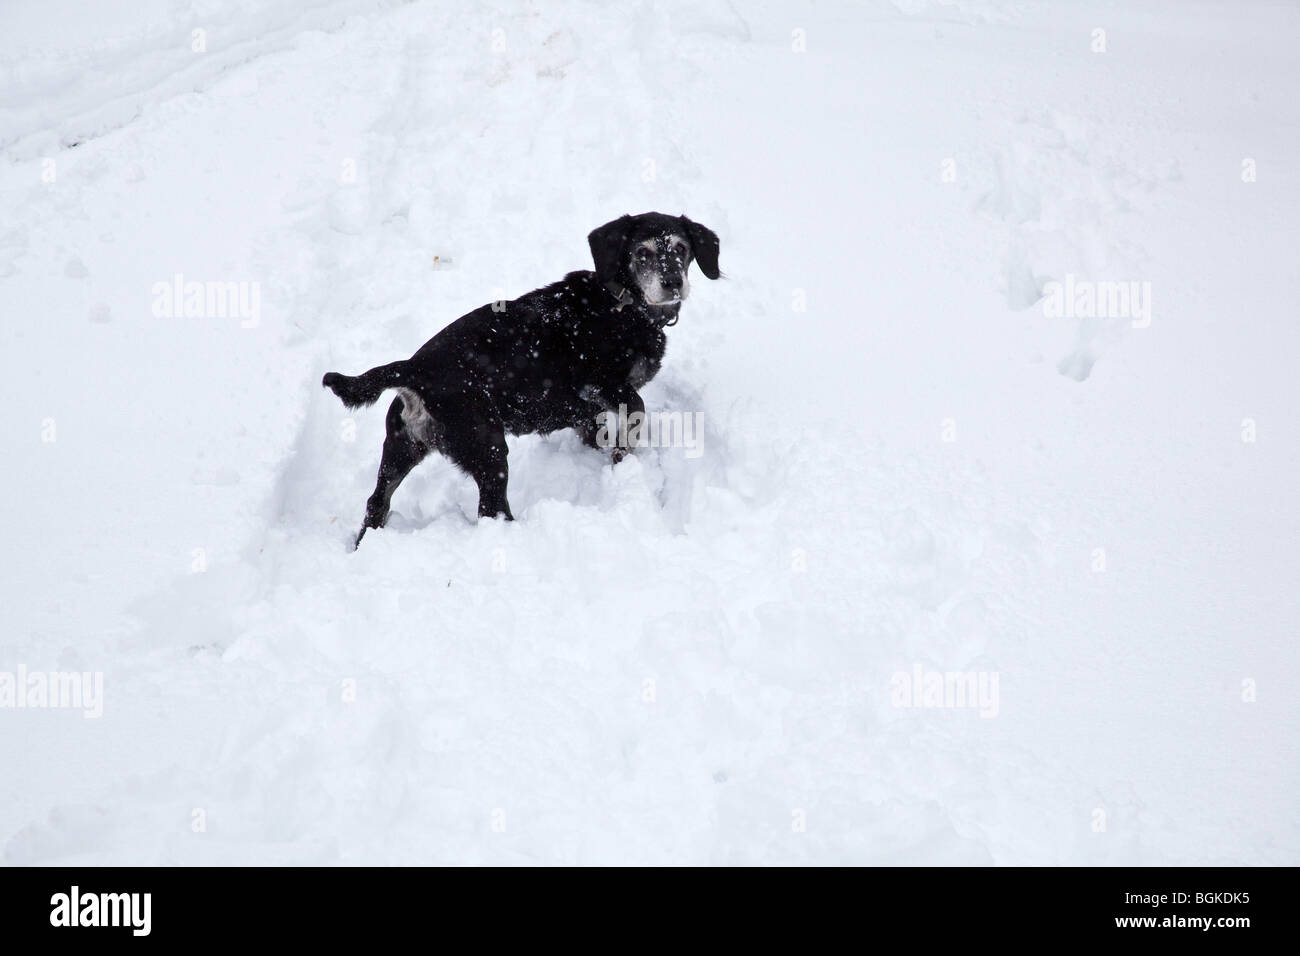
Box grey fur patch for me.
[630,233,691,306]
[627,357,654,389]
[396,387,441,446]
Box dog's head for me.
[588,212,720,308]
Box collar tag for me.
[604,280,634,312]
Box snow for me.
[1,0,1297,864]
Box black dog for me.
[322,212,720,547]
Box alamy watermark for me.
[890,664,999,718]
[151,273,260,328]
[0,666,103,718]
[1041,273,1151,328]
[594,403,704,459]
[50,886,150,936]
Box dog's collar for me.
[604,279,680,327]
[604,280,635,311]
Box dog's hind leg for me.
[432,390,514,521]
[355,394,431,548]
[468,423,514,521]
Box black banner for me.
[0,866,1281,943]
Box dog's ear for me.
[588,215,633,283]
[681,216,720,279]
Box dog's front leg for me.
[579,386,645,461]
[605,387,645,464]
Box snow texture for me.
[1,0,1297,864]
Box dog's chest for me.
[568,311,664,386]
[614,319,666,385]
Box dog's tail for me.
[321,361,415,409]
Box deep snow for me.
[1,0,1297,864]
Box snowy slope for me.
[1,0,1297,864]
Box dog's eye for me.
[636,249,652,261]
[673,244,686,257]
